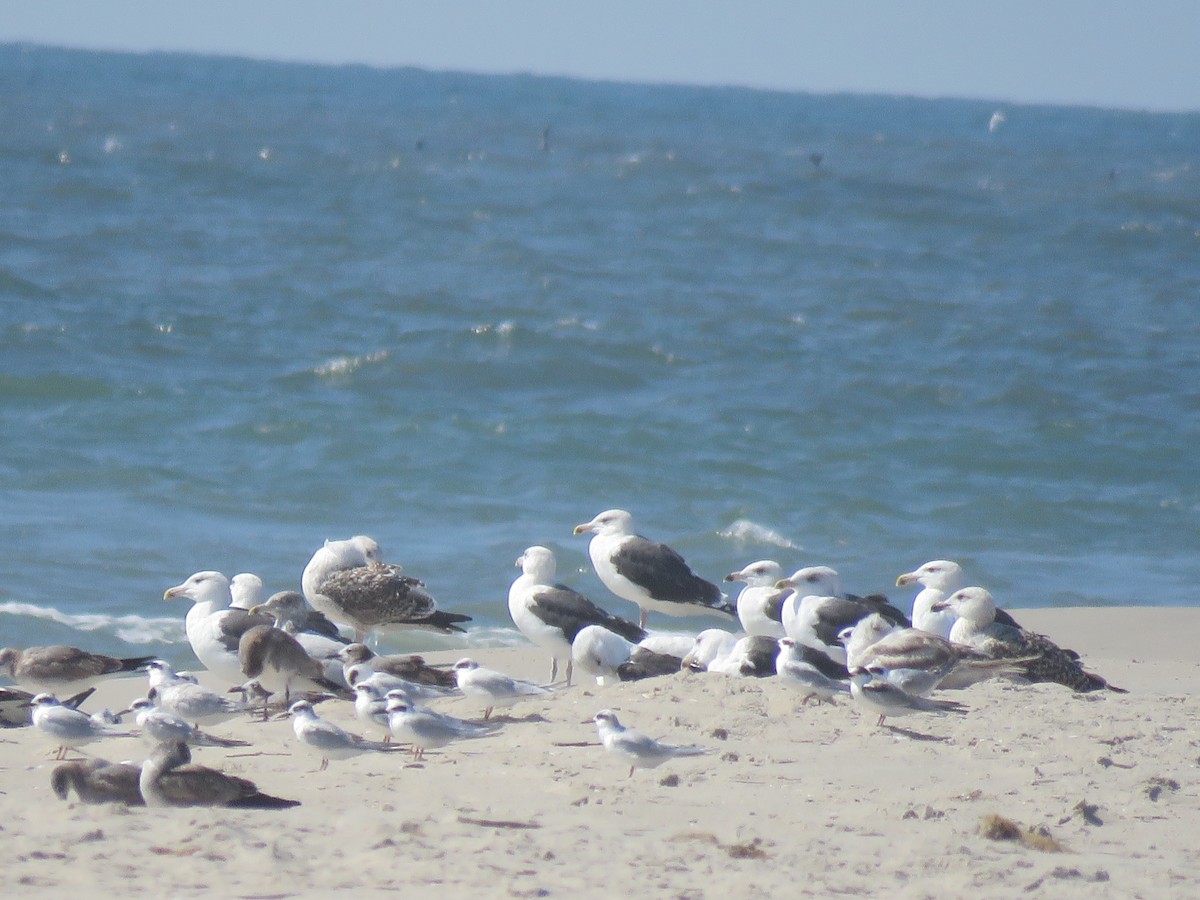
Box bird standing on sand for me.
[164,571,274,684]
[287,699,401,770]
[27,693,133,760]
[452,658,551,719]
[238,622,347,717]
[120,697,250,749]
[509,545,646,686]
[574,509,734,628]
[591,709,710,778]
[301,536,471,640]
[385,691,495,760]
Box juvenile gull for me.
[934,587,1125,692]
[164,571,274,685]
[840,613,1030,697]
[591,709,710,778]
[138,740,299,808]
[28,692,133,760]
[338,643,458,690]
[252,592,350,687]
[301,536,471,640]
[239,622,347,716]
[0,645,155,694]
[452,658,552,719]
[509,545,646,686]
[775,638,850,704]
[287,699,401,770]
[385,691,495,760]
[725,560,788,638]
[574,509,734,628]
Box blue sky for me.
[6,1,1199,112]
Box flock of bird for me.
[1,507,1124,807]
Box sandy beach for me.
[2,606,1197,898]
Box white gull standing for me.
[509,545,646,686]
[573,509,734,628]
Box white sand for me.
[2,607,1198,897]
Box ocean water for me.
[1,44,1198,668]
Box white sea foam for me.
[0,602,184,645]
[312,350,388,378]
[717,519,801,551]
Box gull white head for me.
[516,545,557,581]
[896,560,964,591]
[725,560,783,586]
[933,586,996,627]
[384,690,412,714]
[230,573,265,609]
[573,509,635,537]
[776,566,843,597]
[287,699,317,719]
[163,571,231,604]
[452,658,481,673]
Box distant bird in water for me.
[809,152,823,169]
[541,126,551,152]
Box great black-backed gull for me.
[776,568,910,667]
[301,536,471,640]
[934,587,1125,692]
[509,545,646,686]
[573,509,734,628]
[0,645,155,695]
[164,571,274,685]
[724,560,789,638]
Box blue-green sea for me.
[2,44,1197,667]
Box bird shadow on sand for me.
[882,724,953,743]
[472,712,549,726]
